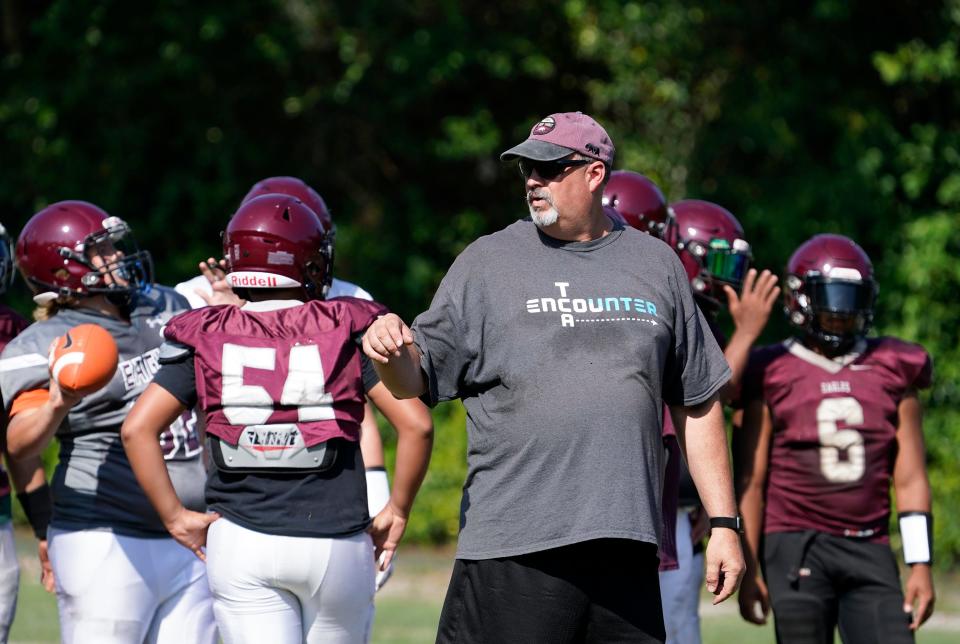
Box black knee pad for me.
[773,596,831,644]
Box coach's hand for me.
[737,573,770,624]
[904,563,935,630]
[362,314,414,364]
[705,527,745,605]
[166,507,220,561]
[368,501,408,571]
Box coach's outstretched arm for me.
[362,313,428,399]
[671,394,746,605]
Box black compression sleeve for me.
[152,354,199,408]
[361,353,381,393]
[17,483,52,540]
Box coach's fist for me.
[705,527,746,605]
[362,314,415,364]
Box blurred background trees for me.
[2,0,959,564]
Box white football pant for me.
[0,522,19,643]
[659,509,704,644]
[48,528,216,644]
[206,518,376,644]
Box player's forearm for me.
[738,484,765,576]
[895,473,932,513]
[121,423,184,526]
[373,343,428,399]
[5,453,46,493]
[674,397,738,518]
[720,331,754,402]
[120,385,190,526]
[6,402,69,459]
[387,404,433,517]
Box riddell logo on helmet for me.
[229,274,279,287]
[227,271,302,288]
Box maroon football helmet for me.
[241,176,333,231]
[16,201,153,302]
[665,200,751,309]
[602,171,670,236]
[223,194,332,299]
[0,221,13,295]
[784,234,877,353]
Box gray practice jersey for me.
[0,286,205,537]
[412,219,730,559]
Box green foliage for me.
[2,0,960,564]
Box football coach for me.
[363,112,745,643]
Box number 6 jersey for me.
[156,296,387,538]
[743,336,932,542]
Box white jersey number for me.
[220,343,334,425]
[816,397,866,483]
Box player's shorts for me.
[659,509,704,644]
[48,527,216,644]
[0,521,19,643]
[763,531,914,644]
[436,539,665,644]
[205,517,375,644]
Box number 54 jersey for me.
[743,337,931,543]
[162,297,387,450]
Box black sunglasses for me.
[518,158,590,180]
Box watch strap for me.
[709,516,743,533]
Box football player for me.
[0,203,216,644]
[736,234,934,643]
[663,198,780,644]
[174,177,403,589]
[0,220,37,641]
[121,195,433,644]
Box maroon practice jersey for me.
[744,336,931,542]
[0,304,29,501]
[162,297,387,448]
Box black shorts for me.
[763,531,913,644]
[436,539,665,644]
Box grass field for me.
[9,528,960,643]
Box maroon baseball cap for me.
[500,112,615,165]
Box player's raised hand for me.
[165,507,220,561]
[196,257,245,307]
[904,563,935,630]
[368,501,408,571]
[737,573,770,624]
[724,268,780,340]
[363,314,415,364]
[704,527,746,605]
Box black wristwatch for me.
[709,516,743,534]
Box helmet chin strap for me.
[807,326,859,357]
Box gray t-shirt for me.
[0,286,205,537]
[412,219,730,559]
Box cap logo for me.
[531,116,556,135]
[585,143,600,156]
